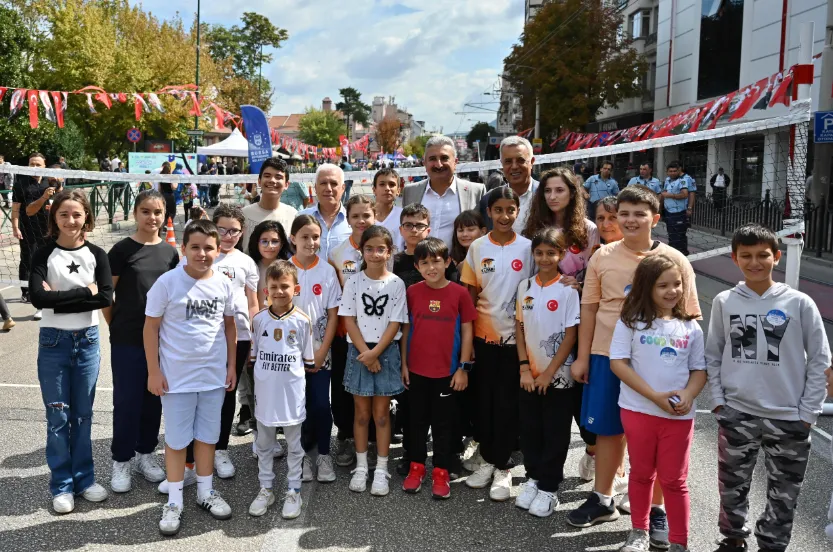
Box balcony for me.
[645,31,657,46]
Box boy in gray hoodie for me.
[706,223,831,552]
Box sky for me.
[130,0,525,135]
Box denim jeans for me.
[37,326,101,496]
[198,186,210,207]
[110,344,161,462]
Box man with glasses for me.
[240,158,298,252]
[478,136,538,232]
[401,135,485,247]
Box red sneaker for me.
[432,467,451,499]
[402,462,426,493]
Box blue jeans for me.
[301,369,333,454]
[198,186,210,207]
[37,326,101,496]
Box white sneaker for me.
[214,450,236,479]
[81,482,108,502]
[111,460,132,493]
[614,474,629,495]
[282,489,303,519]
[159,503,182,536]
[462,443,484,472]
[158,467,197,494]
[578,452,596,481]
[489,469,512,501]
[515,478,538,510]
[33,309,42,321]
[136,453,166,483]
[52,492,74,514]
[316,455,336,483]
[248,487,275,517]
[273,440,285,458]
[349,466,368,492]
[302,455,314,482]
[618,492,631,514]
[529,489,557,518]
[370,469,390,496]
[196,490,232,520]
[465,462,495,489]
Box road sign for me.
[126,128,142,143]
[814,111,833,143]
[186,129,205,137]
[532,138,543,153]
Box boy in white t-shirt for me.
[145,220,237,536]
[248,260,315,520]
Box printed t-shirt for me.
[328,236,362,288]
[145,266,235,393]
[516,275,581,387]
[212,251,259,341]
[557,219,600,284]
[291,255,342,368]
[581,240,700,356]
[250,306,314,426]
[460,232,532,346]
[406,281,477,378]
[609,318,705,420]
[338,271,408,343]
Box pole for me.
[813,2,833,208]
[534,95,540,140]
[194,0,201,154]
[258,43,263,106]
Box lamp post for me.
[194,0,201,154]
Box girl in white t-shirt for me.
[608,254,706,552]
[338,225,407,497]
[289,215,342,483]
[247,220,293,309]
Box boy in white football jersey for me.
[248,260,315,520]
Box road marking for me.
[0,383,113,391]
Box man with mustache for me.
[402,135,485,247]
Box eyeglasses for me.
[363,246,389,256]
[401,222,429,232]
[217,227,242,237]
[259,239,281,247]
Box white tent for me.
[197,128,249,157]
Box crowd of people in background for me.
[1,135,832,552]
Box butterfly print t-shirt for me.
[338,271,408,344]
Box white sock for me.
[197,474,213,497]
[356,451,368,470]
[376,455,388,473]
[652,503,665,511]
[168,480,184,508]
[595,491,613,506]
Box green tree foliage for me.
[466,122,496,149]
[503,0,648,141]
[335,87,370,139]
[297,107,347,148]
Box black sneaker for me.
[235,405,252,435]
[712,538,748,552]
[395,455,411,477]
[566,493,621,528]
[20,291,29,304]
[649,506,670,549]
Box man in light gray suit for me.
[401,135,485,246]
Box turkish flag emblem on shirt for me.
[547,300,559,311]
[312,284,322,296]
[511,259,523,271]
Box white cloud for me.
[138,0,525,133]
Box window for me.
[698,0,744,99]
[629,10,651,39]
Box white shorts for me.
[161,387,226,450]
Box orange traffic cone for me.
[165,217,177,248]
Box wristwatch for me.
[459,361,474,373]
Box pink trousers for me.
[621,408,694,547]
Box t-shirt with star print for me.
[338,271,408,344]
[28,240,113,330]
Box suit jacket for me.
[401,176,485,212]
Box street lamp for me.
[194,0,201,153]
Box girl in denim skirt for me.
[337,225,408,497]
[29,190,113,514]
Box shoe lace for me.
[350,466,367,478]
[373,470,390,485]
[474,464,494,477]
[650,510,668,531]
[202,490,226,507]
[284,490,299,504]
[317,455,332,469]
[162,503,181,519]
[626,530,649,546]
[256,488,272,501]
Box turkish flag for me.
[768,70,793,107]
[50,91,65,127]
[729,77,768,121]
[27,90,39,128]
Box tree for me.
[466,122,496,149]
[335,87,371,140]
[375,115,402,154]
[406,135,430,159]
[503,0,647,144]
[297,107,347,148]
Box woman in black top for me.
[158,162,176,233]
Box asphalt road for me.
[1,279,832,552]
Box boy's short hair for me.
[266,259,298,284]
[373,167,399,187]
[617,185,660,215]
[183,219,220,246]
[666,161,681,170]
[731,223,779,254]
[212,203,245,227]
[400,203,430,224]
[414,237,449,263]
[258,157,290,181]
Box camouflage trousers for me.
[716,405,811,551]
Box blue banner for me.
[240,105,273,175]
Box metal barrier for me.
[691,190,785,237]
[805,194,832,256]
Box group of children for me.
[27,165,832,551]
